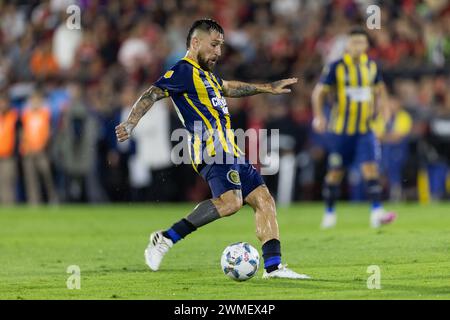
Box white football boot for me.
[320,213,337,229]
[370,208,397,228]
[144,231,173,271]
[262,264,311,280]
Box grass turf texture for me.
[0,203,449,300]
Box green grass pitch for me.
[0,203,449,300]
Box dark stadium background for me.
[1,0,450,206]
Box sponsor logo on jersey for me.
[212,96,227,108]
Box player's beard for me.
[197,52,216,71]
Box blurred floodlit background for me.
[0,0,450,206]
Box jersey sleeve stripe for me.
[335,63,347,134]
[346,60,358,135]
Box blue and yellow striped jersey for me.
[320,53,383,135]
[154,57,243,171]
[372,109,412,140]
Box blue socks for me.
[323,180,383,212]
[162,219,197,244]
[366,179,383,211]
[163,200,221,244]
[323,183,339,214]
[262,239,282,273]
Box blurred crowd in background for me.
[1,0,450,205]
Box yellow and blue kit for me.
[154,57,264,198]
[320,53,383,168]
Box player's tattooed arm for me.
[222,78,298,97]
[127,86,166,125]
[115,86,166,142]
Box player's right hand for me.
[312,115,327,134]
[115,121,135,142]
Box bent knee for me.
[361,163,379,179]
[326,170,343,184]
[219,195,243,217]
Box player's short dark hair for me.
[349,26,368,38]
[186,19,224,49]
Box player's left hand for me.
[269,78,298,94]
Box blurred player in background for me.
[116,19,310,279]
[312,27,397,229]
[373,96,413,201]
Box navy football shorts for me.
[199,160,265,199]
[326,131,381,169]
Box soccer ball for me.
[221,242,260,281]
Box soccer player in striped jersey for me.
[115,19,309,279]
[312,27,397,229]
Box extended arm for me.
[221,78,298,98]
[115,86,166,142]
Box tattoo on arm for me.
[126,86,166,125]
[222,81,269,98]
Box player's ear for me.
[192,36,200,50]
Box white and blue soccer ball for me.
[221,242,260,281]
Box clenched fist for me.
[115,121,135,142]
